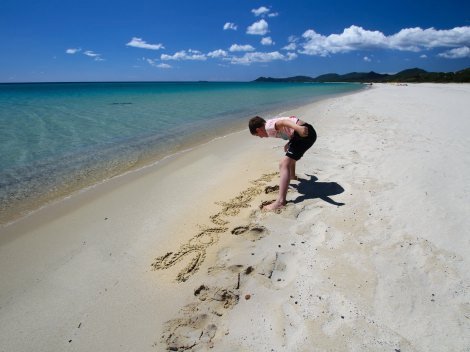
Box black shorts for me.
[285,123,317,161]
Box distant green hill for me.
[454,68,470,82]
[253,67,470,83]
[255,75,316,82]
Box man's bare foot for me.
[262,200,285,211]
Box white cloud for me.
[229,44,255,52]
[247,19,269,35]
[389,27,470,51]
[363,56,371,62]
[438,46,470,58]
[300,25,470,56]
[268,12,279,18]
[301,26,387,56]
[126,37,164,50]
[286,52,298,60]
[282,36,299,50]
[223,22,237,31]
[146,58,172,68]
[420,54,428,58]
[252,6,270,17]
[66,48,81,54]
[157,63,172,68]
[83,50,104,61]
[261,37,275,46]
[83,50,100,57]
[230,51,296,65]
[288,35,299,43]
[161,50,207,61]
[282,43,297,50]
[207,49,228,58]
[66,47,102,61]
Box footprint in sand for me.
[265,185,279,194]
[162,284,239,350]
[255,252,298,289]
[194,284,239,312]
[162,313,217,351]
[270,252,298,288]
[231,224,269,242]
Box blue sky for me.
[1,0,470,82]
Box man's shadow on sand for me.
[290,174,345,206]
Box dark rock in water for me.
[110,102,133,105]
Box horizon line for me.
[2,66,468,85]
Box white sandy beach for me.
[1,83,469,351]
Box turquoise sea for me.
[0,81,363,223]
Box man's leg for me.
[289,160,297,180]
[263,156,295,210]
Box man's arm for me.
[275,119,308,137]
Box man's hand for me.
[275,119,309,138]
[298,126,308,137]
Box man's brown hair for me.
[248,116,266,135]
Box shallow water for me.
[0,81,363,223]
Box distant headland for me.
[253,67,470,83]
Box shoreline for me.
[1,85,364,227]
[1,83,468,351]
